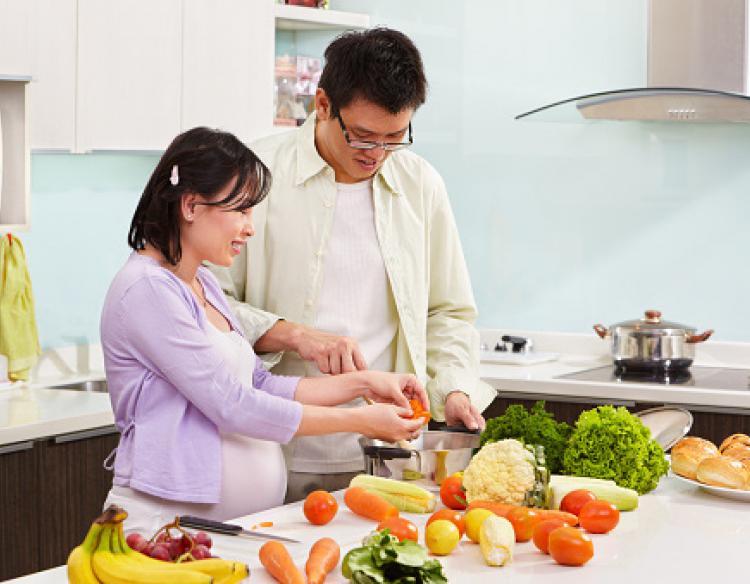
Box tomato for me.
[424,519,460,555]
[579,500,620,534]
[439,475,467,510]
[559,489,597,517]
[505,507,542,542]
[426,509,465,538]
[303,490,338,525]
[548,526,594,566]
[377,516,419,542]
[532,519,569,554]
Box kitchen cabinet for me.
[181,0,275,144]
[0,76,31,230]
[77,0,182,151]
[0,427,119,581]
[484,395,750,448]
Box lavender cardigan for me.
[100,253,302,503]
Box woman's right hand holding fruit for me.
[355,402,426,442]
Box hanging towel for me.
[0,234,41,381]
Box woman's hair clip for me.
[169,164,180,186]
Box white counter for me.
[7,475,749,583]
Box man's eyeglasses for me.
[338,115,413,151]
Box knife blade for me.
[178,515,301,544]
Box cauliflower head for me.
[462,439,537,505]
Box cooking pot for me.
[359,429,480,489]
[593,310,713,371]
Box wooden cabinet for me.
[484,395,750,448]
[0,427,119,581]
[182,0,275,144]
[77,0,182,151]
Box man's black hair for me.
[318,27,428,117]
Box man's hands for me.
[444,391,486,431]
[361,371,429,412]
[291,325,367,375]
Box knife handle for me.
[179,515,241,535]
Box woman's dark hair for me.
[318,27,427,118]
[128,127,270,265]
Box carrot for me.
[468,500,579,527]
[344,486,399,521]
[408,399,431,424]
[305,537,340,584]
[259,541,305,584]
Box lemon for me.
[424,519,460,556]
[464,508,495,543]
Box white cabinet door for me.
[77,0,182,151]
[0,0,34,76]
[182,0,274,144]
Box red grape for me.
[150,543,171,561]
[125,533,147,552]
[194,531,212,549]
[191,544,211,560]
[141,542,155,557]
[167,538,183,559]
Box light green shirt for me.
[211,114,496,464]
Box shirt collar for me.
[294,112,403,196]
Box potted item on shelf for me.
[274,55,322,127]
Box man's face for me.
[315,92,413,184]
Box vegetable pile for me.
[480,401,572,473]
[342,530,447,584]
[562,405,669,494]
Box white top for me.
[290,179,399,472]
[11,474,750,583]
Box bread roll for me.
[722,442,750,462]
[671,437,720,480]
[696,455,749,490]
[719,433,750,453]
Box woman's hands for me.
[354,403,427,443]
[361,371,429,414]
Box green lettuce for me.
[562,405,669,494]
[480,400,572,473]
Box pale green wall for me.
[20,0,750,348]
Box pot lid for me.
[611,310,696,334]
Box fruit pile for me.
[67,505,249,584]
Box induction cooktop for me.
[556,366,750,391]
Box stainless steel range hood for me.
[517,0,750,123]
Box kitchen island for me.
[6,474,748,583]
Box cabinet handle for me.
[54,425,118,444]
[501,392,635,407]
[0,440,34,455]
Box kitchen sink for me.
[48,379,108,393]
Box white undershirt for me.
[290,179,399,472]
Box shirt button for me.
[315,249,324,257]
[305,299,314,307]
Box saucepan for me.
[594,310,713,372]
[359,429,480,490]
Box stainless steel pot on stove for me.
[593,310,713,371]
[359,430,480,487]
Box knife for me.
[178,515,301,544]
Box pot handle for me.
[686,329,714,343]
[362,445,413,459]
[593,324,608,339]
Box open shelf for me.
[274,4,369,31]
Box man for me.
[212,27,496,501]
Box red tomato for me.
[426,509,466,538]
[548,526,594,566]
[377,516,419,542]
[579,500,620,534]
[532,519,569,554]
[560,489,597,517]
[439,475,467,510]
[506,507,542,542]
[303,490,338,525]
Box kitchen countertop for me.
[3,330,750,447]
[7,474,748,583]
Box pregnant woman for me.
[100,127,427,533]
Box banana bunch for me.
[67,506,249,584]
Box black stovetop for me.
[556,366,750,391]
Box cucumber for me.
[549,476,639,511]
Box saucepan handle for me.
[362,445,413,459]
[686,329,714,343]
[593,324,608,339]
